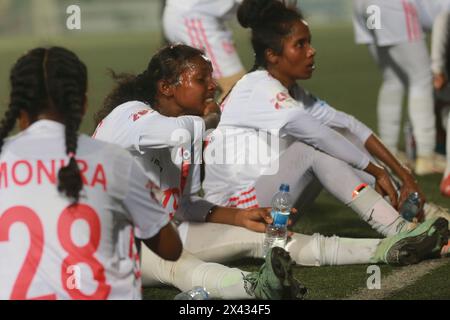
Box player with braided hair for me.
[93,43,448,300]
[0,47,182,300]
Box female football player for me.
[204,0,450,237]
[0,47,182,300]
[93,43,448,299]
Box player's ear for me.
[157,79,175,98]
[265,48,279,65]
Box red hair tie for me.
[68,152,76,159]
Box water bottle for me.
[263,183,292,257]
[400,192,420,222]
[173,286,210,300]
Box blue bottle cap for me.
[279,184,290,192]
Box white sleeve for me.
[133,113,205,153]
[327,111,373,143]
[431,12,450,74]
[281,109,370,170]
[245,82,371,170]
[122,159,171,240]
[299,90,373,143]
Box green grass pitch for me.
[1,24,449,300]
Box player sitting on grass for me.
[203,0,450,243]
[93,44,306,300]
[0,47,182,300]
[92,44,448,300]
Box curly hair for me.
[95,44,205,125]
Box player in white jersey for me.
[163,0,245,100]
[94,44,308,300]
[204,0,450,238]
[353,0,446,175]
[94,43,449,298]
[0,47,183,300]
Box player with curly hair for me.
[93,43,449,299]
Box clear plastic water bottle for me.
[400,192,420,222]
[263,183,292,257]
[173,286,210,300]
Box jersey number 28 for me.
[0,204,111,300]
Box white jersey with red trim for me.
[0,120,170,300]
[165,0,241,18]
[163,0,244,79]
[353,0,424,46]
[93,101,215,223]
[203,70,373,208]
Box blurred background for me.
[0,0,361,134]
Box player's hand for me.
[237,207,297,233]
[364,162,399,209]
[433,72,448,91]
[398,177,426,215]
[374,168,399,209]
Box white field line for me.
[346,257,450,300]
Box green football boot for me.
[371,217,449,265]
[243,247,307,300]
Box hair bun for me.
[237,0,276,29]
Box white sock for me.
[191,263,253,299]
[140,247,253,299]
[348,186,412,236]
[409,91,436,157]
[285,233,380,266]
[377,80,404,152]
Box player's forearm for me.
[364,134,413,182]
[142,222,182,261]
[205,206,242,227]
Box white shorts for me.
[163,7,244,79]
[353,0,424,46]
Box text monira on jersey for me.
[0,159,107,190]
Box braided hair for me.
[95,44,205,125]
[0,47,87,203]
[237,0,303,72]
